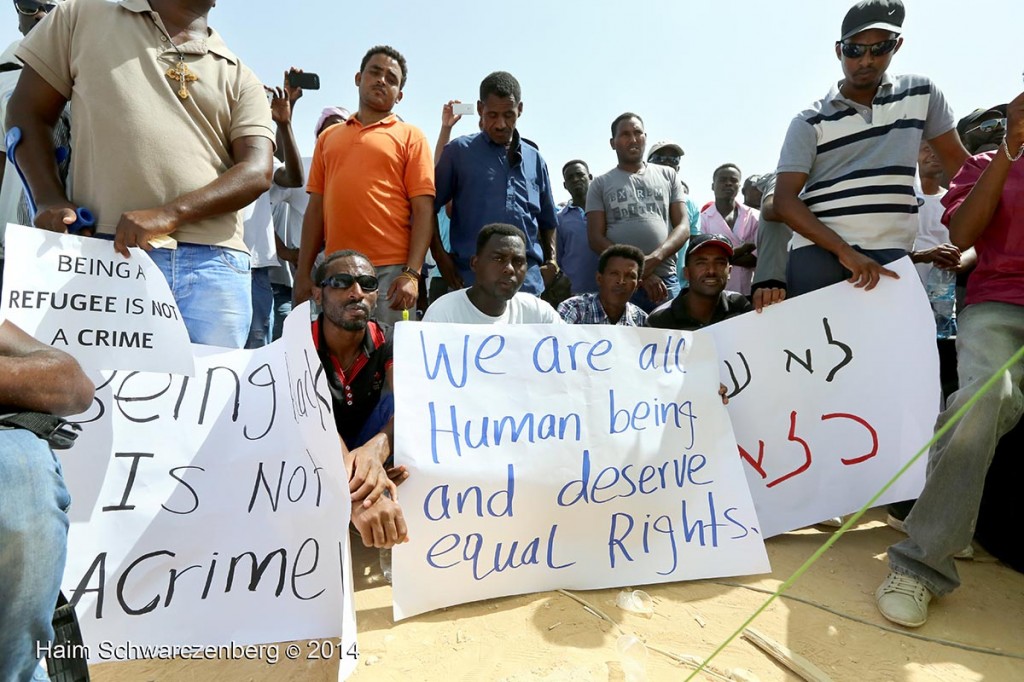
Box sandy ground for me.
[91,510,1024,681]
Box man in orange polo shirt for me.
[294,45,435,325]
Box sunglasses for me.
[838,38,898,59]
[648,155,680,169]
[318,273,379,292]
[965,118,1006,136]
[15,0,57,16]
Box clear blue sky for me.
[2,0,1019,206]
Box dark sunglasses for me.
[15,0,57,16]
[965,118,1006,136]
[648,155,680,169]
[838,38,898,59]
[318,273,379,292]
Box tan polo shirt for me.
[16,0,273,252]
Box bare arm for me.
[434,100,462,161]
[270,90,303,189]
[927,128,969,186]
[648,201,690,269]
[4,66,75,231]
[0,320,93,415]
[385,195,434,311]
[293,192,325,304]
[947,91,1024,249]
[587,210,614,255]
[113,134,273,257]
[774,171,898,290]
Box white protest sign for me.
[704,257,938,537]
[0,223,194,374]
[59,305,357,678]
[392,324,770,620]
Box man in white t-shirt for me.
[910,140,975,284]
[424,223,561,324]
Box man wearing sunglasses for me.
[310,250,409,549]
[773,0,968,296]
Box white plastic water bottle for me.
[926,267,957,339]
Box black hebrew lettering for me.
[784,348,813,375]
[723,352,751,399]
[823,317,853,382]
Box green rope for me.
[684,343,1024,681]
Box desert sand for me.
[90,510,1024,681]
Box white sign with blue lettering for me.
[392,323,771,620]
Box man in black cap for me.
[646,234,785,331]
[773,0,968,296]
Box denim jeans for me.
[246,267,274,349]
[148,244,252,349]
[0,429,71,681]
[631,272,681,313]
[888,302,1024,595]
[271,283,293,342]
[787,244,907,297]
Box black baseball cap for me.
[685,234,734,263]
[840,0,905,41]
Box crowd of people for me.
[0,0,1022,678]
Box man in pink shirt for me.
[700,163,759,295]
[877,90,1024,628]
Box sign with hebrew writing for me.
[58,305,357,678]
[705,257,938,537]
[0,223,194,374]
[392,323,770,619]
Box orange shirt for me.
[307,114,435,266]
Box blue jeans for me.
[631,272,681,313]
[787,244,906,297]
[271,284,293,342]
[246,267,274,349]
[0,429,71,681]
[889,302,1024,595]
[148,244,252,349]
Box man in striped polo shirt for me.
[774,0,968,296]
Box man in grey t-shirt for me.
[751,173,793,292]
[586,112,689,312]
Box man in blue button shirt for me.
[556,159,598,295]
[432,71,558,296]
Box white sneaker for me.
[876,572,931,627]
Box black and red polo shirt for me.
[312,316,393,447]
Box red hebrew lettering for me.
[821,412,879,465]
[737,442,767,480]
[766,411,813,489]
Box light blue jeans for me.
[0,429,71,681]
[889,302,1024,595]
[148,244,252,349]
[246,267,274,349]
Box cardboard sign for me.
[392,323,770,620]
[58,305,357,678]
[0,224,194,374]
[705,257,938,536]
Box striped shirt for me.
[777,73,955,252]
